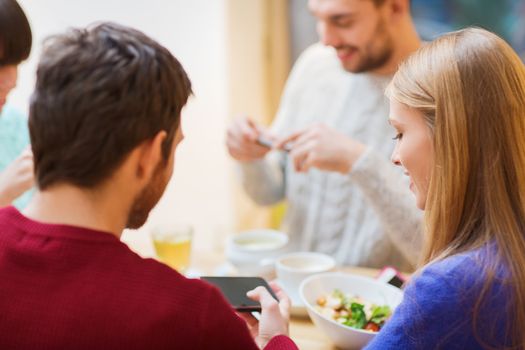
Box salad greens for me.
[315,289,392,332]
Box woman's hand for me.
[240,282,291,349]
[0,148,34,207]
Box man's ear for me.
[135,130,167,183]
[385,0,409,20]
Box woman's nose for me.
[391,150,401,166]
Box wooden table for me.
[123,236,378,350]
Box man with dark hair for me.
[0,22,297,350]
[0,0,34,208]
[227,0,422,271]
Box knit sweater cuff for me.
[239,159,267,177]
[263,335,299,350]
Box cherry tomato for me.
[364,322,380,332]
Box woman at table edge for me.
[264,27,525,349]
[0,0,35,208]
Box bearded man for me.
[227,0,422,270]
[0,22,296,350]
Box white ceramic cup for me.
[276,252,336,301]
[226,229,288,278]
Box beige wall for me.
[13,0,233,256]
[226,0,291,230]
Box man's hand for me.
[239,282,291,349]
[226,117,274,162]
[0,149,35,207]
[275,123,366,174]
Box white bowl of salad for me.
[299,272,403,349]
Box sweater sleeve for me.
[263,335,299,350]
[364,263,472,350]
[239,152,287,206]
[197,286,259,349]
[237,45,326,207]
[364,270,448,349]
[349,148,423,267]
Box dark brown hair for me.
[0,0,32,65]
[29,22,192,189]
[371,0,411,7]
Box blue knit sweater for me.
[365,246,512,349]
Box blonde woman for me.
[360,27,525,348]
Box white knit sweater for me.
[239,44,423,271]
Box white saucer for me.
[275,279,309,318]
[213,262,239,276]
[290,301,309,318]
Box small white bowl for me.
[225,229,288,277]
[276,252,335,300]
[300,272,404,350]
[276,252,336,318]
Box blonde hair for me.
[386,27,525,349]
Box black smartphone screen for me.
[201,276,279,313]
[387,275,405,288]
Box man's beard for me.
[126,161,169,229]
[340,19,394,73]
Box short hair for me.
[0,0,32,65]
[29,22,193,189]
[371,0,411,7]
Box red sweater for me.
[0,207,298,350]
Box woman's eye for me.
[392,133,402,141]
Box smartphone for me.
[255,135,274,149]
[201,276,279,312]
[256,135,292,152]
[376,266,405,289]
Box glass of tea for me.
[151,224,193,273]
